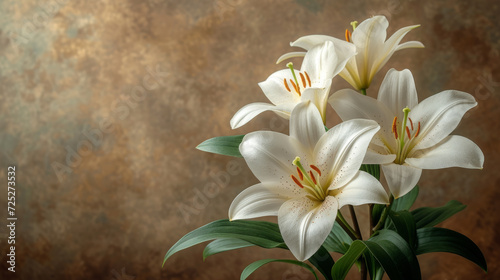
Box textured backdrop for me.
[0,0,499,279]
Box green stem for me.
[360,256,367,280]
[369,204,374,236]
[349,205,362,240]
[337,211,360,240]
[372,195,394,233]
[360,88,367,95]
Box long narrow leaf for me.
[241,259,318,280]
[331,230,420,280]
[366,230,421,280]
[322,222,353,254]
[164,220,285,265]
[388,210,417,249]
[203,238,254,260]
[392,185,419,212]
[331,241,366,280]
[308,246,334,280]
[412,200,466,228]
[416,227,487,272]
[196,135,244,157]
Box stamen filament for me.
[292,157,325,200]
[283,78,291,92]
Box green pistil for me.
[286,62,300,90]
[397,107,411,163]
[350,21,358,30]
[293,157,325,200]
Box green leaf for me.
[241,259,318,280]
[164,220,285,265]
[388,211,417,249]
[308,246,334,280]
[392,185,419,212]
[360,164,380,180]
[415,227,487,272]
[331,241,366,280]
[203,238,254,260]
[366,230,421,280]
[322,222,353,254]
[372,204,385,226]
[331,230,421,280]
[165,219,335,280]
[411,200,466,228]
[196,135,244,157]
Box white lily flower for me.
[230,40,356,129]
[277,15,424,91]
[229,101,388,261]
[329,69,484,198]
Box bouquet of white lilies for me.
[164,16,487,280]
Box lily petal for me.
[382,163,422,198]
[377,69,418,119]
[336,171,389,208]
[329,89,394,147]
[301,41,356,83]
[229,183,290,221]
[351,16,388,83]
[276,51,307,64]
[364,144,397,164]
[406,135,484,169]
[314,119,380,190]
[290,102,326,152]
[230,102,295,129]
[395,40,425,51]
[301,80,332,122]
[240,131,306,189]
[370,25,423,79]
[411,90,477,150]
[259,69,302,105]
[290,34,349,51]
[278,196,338,261]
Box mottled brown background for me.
[0,0,498,279]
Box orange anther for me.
[310,165,322,176]
[415,122,421,138]
[345,29,352,42]
[309,171,317,185]
[296,167,304,180]
[304,71,312,87]
[406,126,411,139]
[409,118,414,130]
[283,78,291,92]
[289,79,301,96]
[392,117,398,139]
[291,175,304,188]
[299,72,307,88]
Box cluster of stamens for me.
[290,157,325,201]
[283,62,311,97]
[392,107,421,164]
[345,21,358,42]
